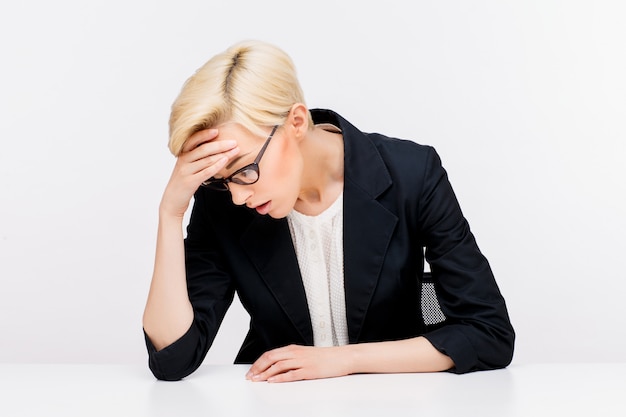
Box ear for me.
[285,103,309,141]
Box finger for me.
[191,155,229,185]
[182,129,219,153]
[247,346,295,379]
[267,369,306,383]
[252,359,299,382]
[184,140,239,165]
[186,146,239,177]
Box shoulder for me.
[365,132,441,186]
[311,108,443,188]
[314,108,438,170]
[367,132,435,166]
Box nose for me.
[229,184,253,206]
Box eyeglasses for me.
[201,125,279,191]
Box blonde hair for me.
[168,40,311,155]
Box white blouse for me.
[287,193,349,347]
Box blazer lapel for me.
[344,182,397,343]
[240,215,314,344]
[337,113,398,343]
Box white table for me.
[1,363,624,416]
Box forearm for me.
[247,336,454,383]
[142,211,194,350]
[345,336,454,374]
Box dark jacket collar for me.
[310,109,392,199]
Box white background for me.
[1,1,625,366]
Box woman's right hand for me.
[159,128,239,218]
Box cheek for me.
[267,158,301,197]
[268,136,300,181]
[263,146,302,205]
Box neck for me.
[293,126,344,216]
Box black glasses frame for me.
[201,125,279,190]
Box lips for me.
[252,201,271,215]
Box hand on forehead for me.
[182,122,265,155]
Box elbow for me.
[143,322,207,381]
[146,348,201,382]
[479,325,516,371]
[149,361,187,382]
[440,322,516,374]
[496,326,516,368]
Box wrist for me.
[158,200,187,221]
[158,209,186,229]
[338,344,360,376]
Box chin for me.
[267,202,293,219]
[268,209,289,219]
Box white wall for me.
[1,0,625,366]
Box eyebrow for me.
[225,151,252,170]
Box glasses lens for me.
[231,167,259,185]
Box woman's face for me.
[213,123,303,219]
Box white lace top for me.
[287,193,348,346]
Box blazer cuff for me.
[144,324,202,381]
[423,326,477,374]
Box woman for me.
[142,40,515,382]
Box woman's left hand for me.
[246,344,353,383]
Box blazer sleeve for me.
[418,147,515,373]
[144,188,236,380]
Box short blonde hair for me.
[168,40,311,155]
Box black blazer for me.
[145,109,515,380]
